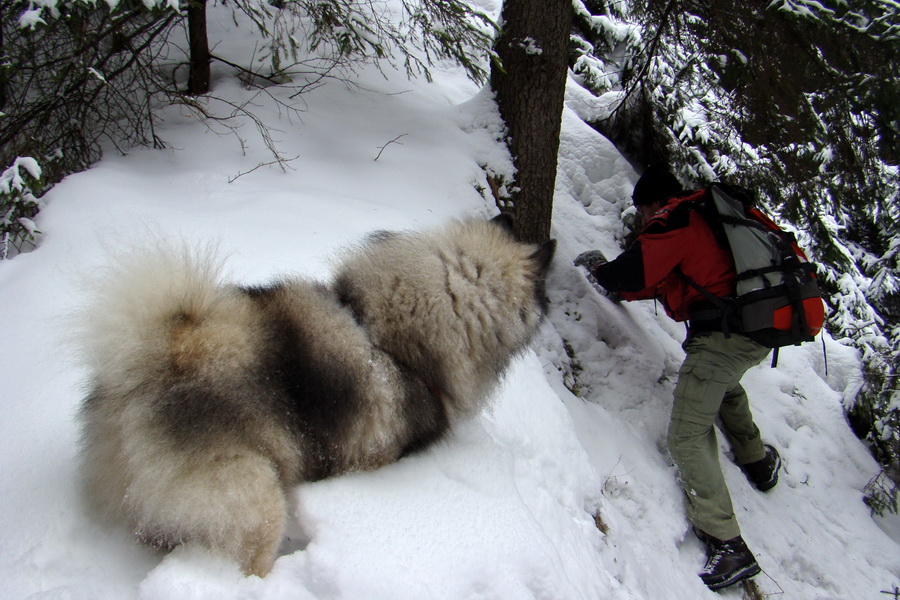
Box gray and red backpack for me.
[679,184,825,350]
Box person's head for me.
[632,164,682,222]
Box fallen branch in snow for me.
[741,578,764,600]
[228,155,300,183]
[374,134,408,161]
[745,568,784,599]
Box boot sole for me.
[703,561,762,590]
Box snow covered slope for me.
[0,5,897,599]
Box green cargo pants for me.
[667,331,771,542]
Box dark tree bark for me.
[0,23,6,111]
[187,0,211,95]
[490,0,572,245]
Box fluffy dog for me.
[77,216,555,577]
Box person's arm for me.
[591,242,646,293]
[594,220,688,300]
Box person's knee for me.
[667,416,712,464]
[666,414,718,470]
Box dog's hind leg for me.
[210,451,287,578]
[128,448,287,577]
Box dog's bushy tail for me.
[77,240,227,386]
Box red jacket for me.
[592,190,737,323]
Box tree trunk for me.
[186,0,211,95]
[0,22,6,111]
[490,0,572,245]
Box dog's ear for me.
[531,239,556,273]
[490,213,515,234]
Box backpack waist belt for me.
[688,301,743,334]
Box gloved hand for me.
[574,249,622,304]
[574,249,608,273]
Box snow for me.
[517,37,543,55]
[2,4,899,599]
[0,157,42,195]
[17,8,47,30]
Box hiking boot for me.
[741,445,781,492]
[698,535,761,590]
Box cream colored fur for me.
[77,219,553,577]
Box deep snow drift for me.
[1,5,898,599]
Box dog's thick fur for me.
[78,216,555,577]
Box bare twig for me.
[211,54,283,86]
[228,154,300,183]
[374,134,407,161]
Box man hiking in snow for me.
[575,164,782,591]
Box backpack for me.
[679,184,825,350]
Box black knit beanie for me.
[632,164,683,206]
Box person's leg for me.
[668,339,740,541]
[719,382,767,465]
[667,332,769,540]
[715,334,770,464]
